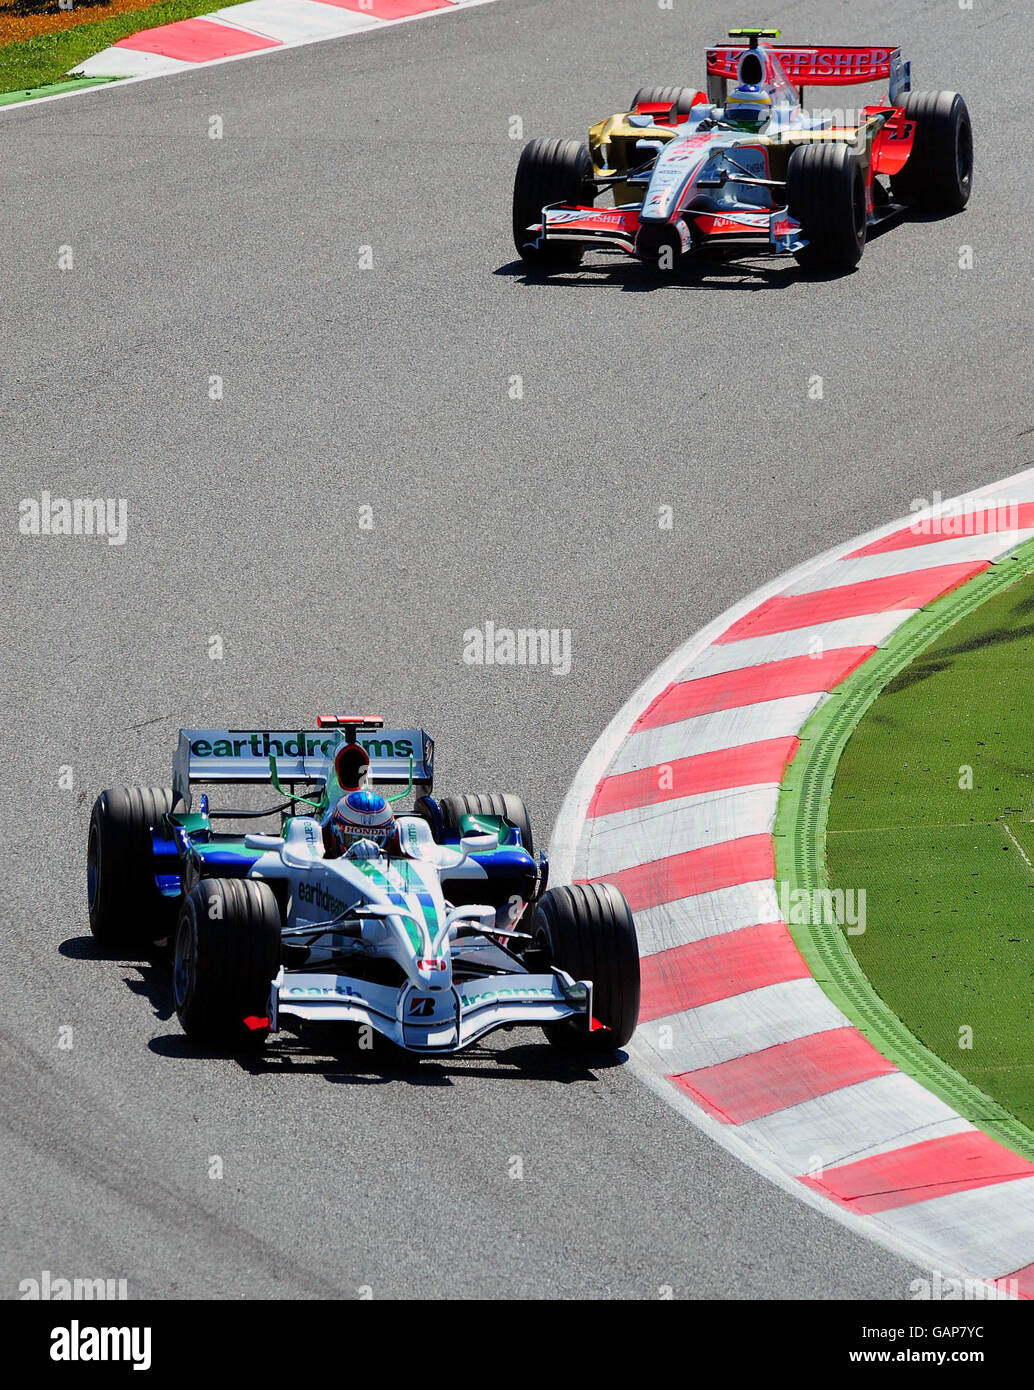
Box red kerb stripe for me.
[584,833,774,913]
[639,921,810,1020]
[715,563,990,643]
[798,1132,1034,1214]
[669,1026,896,1123]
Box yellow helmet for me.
[723,83,773,131]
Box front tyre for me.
[890,91,972,213]
[512,137,594,268]
[87,786,175,947]
[533,882,640,1054]
[629,85,698,117]
[436,792,534,857]
[173,878,281,1047]
[785,141,866,271]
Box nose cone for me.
[635,221,684,261]
[640,133,711,224]
[416,953,452,989]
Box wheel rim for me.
[86,826,98,910]
[173,915,195,1009]
[957,117,973,191]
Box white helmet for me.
[324,788,397,856]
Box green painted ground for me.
[827,562,1034,1129]
[0,0,234,96]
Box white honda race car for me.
[87,716,641,1059]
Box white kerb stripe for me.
[74,49,195,77]
[584,785,779,880]
[786,531,1034,594]
[204,1,379,42]
[739,1072,973,1174]
[875,1175,1034,1280]
[636,977,848,1074]
[608,693,824,775]
[673,611,912,681]
[632,880,781,957]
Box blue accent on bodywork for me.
[470,845,535,874]
[195,843,263,874]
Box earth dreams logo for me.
[189,733,416,759]
[296,880,353,919]
[462,621,571,677]
[18,492,127,547]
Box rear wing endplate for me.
[173,728,434,810]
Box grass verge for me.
[826,557,1034,1132]
[0,0,234,95]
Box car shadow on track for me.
[495,205,920,290]
[497,255,847,291]
[147,1027,617,1086]
[62,935,618,1085]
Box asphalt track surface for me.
[1,0,1030,1300]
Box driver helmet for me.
[722,83,772,131]
[325,788,397,855]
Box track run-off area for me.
[2,0,1032,1298]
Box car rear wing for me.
[173,728,434,810]
[705,43,911,105]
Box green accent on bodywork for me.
[775,540,1034,1162]
[354,857,438,954]
[458,812,517,847]
[170,811,209,834]
[269,753,326,813]
[386,756,414,804]
[194,836,263,865]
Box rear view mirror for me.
[244,833,282,851]
[459,832,499,857]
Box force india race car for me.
[513,28,973,273]
[86,717,640,1058]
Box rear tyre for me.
[512,137,594,268]
[889,90,972,212]
[173,878,282,1047]
[630,85,698,117]
[437,792,534,857]
[413,794,445,842]
[87,786,176,948]
[533,883,640,1054]
[786,141,866,270]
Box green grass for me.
[0,0,236,94]
[827,566,1034,1129]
